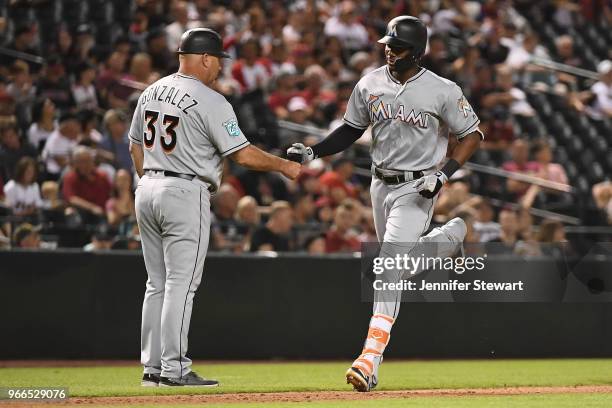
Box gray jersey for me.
[344,66,482,171]
[129,73,250,192]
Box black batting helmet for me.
[177,28,230,58]
[378,16,427,59]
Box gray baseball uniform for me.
[129,72,249,378]
[345,66,482,385]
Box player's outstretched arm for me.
[286,123,364,163]
[230,145,301,180]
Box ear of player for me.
[415,171,448,198]
[287,143,314,163]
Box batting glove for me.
[286,143,314,164]
[415,171,448,199]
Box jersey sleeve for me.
[343,83,370,129]
[128,96,144,145]
[206,101,250,157]
[442,84,484,140]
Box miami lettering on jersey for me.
[367,93,430,129]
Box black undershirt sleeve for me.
[311,123,364,159]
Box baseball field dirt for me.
[1,359,611,407]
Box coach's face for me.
[203,54,222,84]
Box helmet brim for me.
[377,36,411,49]
[176,50,231,58]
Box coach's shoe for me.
[346,367,373,392]
[159,371,219,387]
[141,373,161,387]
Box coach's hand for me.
[415,171,448,199]
[287,143,314,164]
[281,160,302,180]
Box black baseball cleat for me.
[346,367,371,392]
[141,373,161,387]
[159,371,219,387]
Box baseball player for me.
[130,28,301,387]
[288,16,483,391]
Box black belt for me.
[374,168,423,185]
[144,169,195,181]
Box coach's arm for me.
[129,142,144,178]
[230,145,301,180]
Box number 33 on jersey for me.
[128,73,250,193]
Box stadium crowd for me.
[0,0,610,253]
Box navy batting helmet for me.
[378,16,427,59]
[177,28,230,58]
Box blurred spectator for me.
[36,55,76,113]
[592,181,612,225]
[303,233,326,254]
[83,224,115,251]
[477,23,510,65]
[236,169,290,205]
[299,65,336,110]
[505,30,550,71]
[146,28,175,74]
[589,60,612,119]
[502,139,540,199]
[319,157,357,205]
[323,1,368,52]
[537,219,567,243]
[250,200,294,252]
[100,109,131,170]
[473,198,501,242]
[421,34,451,78]
[293,193,316,225]
[435,181,471,221]
[28,98,57,152]
[42,112,80,179]
[488,208,521,253]
[3,157,42,216]
[7,60,35,127]
[72,62,99,111]
[235,195,260,226]
[530,139,570,206]
[166,1,192,53]
[106,169,135,228]
[278,96,314,146]
[96,51,128,109]
[0,121,37,182]
[231,39,271,93]
[325,201,360,253]
[212,184,240,222]
[554,35,582,90]
[40,180,62,211]
[1,23,41,73]
[358,208,377,243]
[0,75,15,116]
[12,223,41,249]
[62,146,111,224]
[130,53,159,85]
[268,72,298,119]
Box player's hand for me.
[415,171,448,199]
[281,159,301,180]
[286,143,314,164]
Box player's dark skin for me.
[385,44,481,167]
